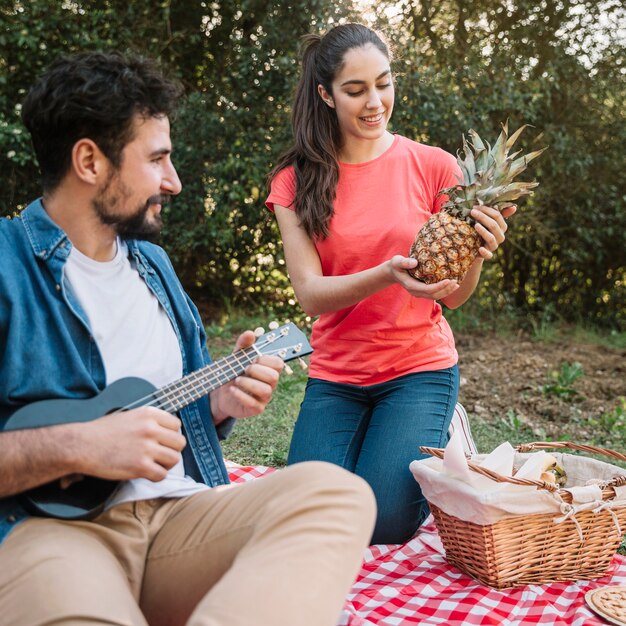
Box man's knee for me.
[282,461,377,532]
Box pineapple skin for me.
[407,122,546,285]
[407,212,482,283]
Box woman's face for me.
[318,43,394,145]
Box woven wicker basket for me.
[419,442,626,589]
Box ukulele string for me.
[116,336,289,414]
[154,345,261,413]
[120,345,262,413]
[146,345,294,413]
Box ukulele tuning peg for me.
[298,358,308,370]
[283,363,293,375]
[268,321,279,330]
[254,327,265,338]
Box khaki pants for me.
[0,462,375,626]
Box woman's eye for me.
[347,90,364,97]
[378,83,392,89]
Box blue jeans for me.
[287,366,460,544]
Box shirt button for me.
[7,515,16,523]
[55,284,61,291]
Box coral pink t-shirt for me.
[266,134,460,385]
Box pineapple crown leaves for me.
[437,121,547,221]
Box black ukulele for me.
[3,323,311,521]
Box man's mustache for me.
[147,195,170,207]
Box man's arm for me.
[0,407,186,498]
[0,425,82,497]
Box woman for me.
[266,23,513,544]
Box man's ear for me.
[317,84,335,109]
[71,139,108,185]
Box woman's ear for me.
[71,139,108,186]
[317,84,335,109]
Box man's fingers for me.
[235,330,257,351]
[140,461,169,483]
[245,359,283,382]
[232,375,275,404]
[157,427,186,452]
[152,410,183,432]
[228,386,267,413]
[152,444,183,471]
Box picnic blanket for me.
[226,461,626,626]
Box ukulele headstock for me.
[252,322,312,372]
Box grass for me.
[542,361,585,399]
[208,311,626,555]
[214,314,625,465]
[444,303,626,348]
[221,367,308,467]
[206,313,310,466]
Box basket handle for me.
[419,441,626,501]
[515,441,626,463]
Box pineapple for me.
[408,122,546,283]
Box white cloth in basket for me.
[410,432,626,527]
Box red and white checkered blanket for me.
[226,461,626,626]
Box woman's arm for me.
[274,205,460,316]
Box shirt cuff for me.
[215,416,236,440]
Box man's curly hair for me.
[22,51,184,191]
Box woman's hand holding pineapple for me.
[471,203,517,259]
[391,202,517,302]
[388,255,460,300]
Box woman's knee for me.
[371,497,430,545]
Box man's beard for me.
[92,172,168,242]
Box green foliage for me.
[385,0,626,330]
[2,0,625,327]
[543,361,585,398]
[0,0,353,309]
[469,410,541,453]
[1,1,177,209]
[569,397,626,450]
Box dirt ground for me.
[455,332,626,447]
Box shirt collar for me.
[21,198,70,261]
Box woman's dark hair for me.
[22,51,184,192]
[269,23,390,239]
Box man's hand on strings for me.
[210,330,284,423]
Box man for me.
[0,51,375,626]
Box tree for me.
[1,0,354,313]
[2,0,624,327]
[372,0,626,328]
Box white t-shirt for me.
[64,239,209,507]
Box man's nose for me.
[162,162,182,195]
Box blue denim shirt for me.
[0,199,233,543]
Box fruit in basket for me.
[407,122,546,283]
[540,454,567,487]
